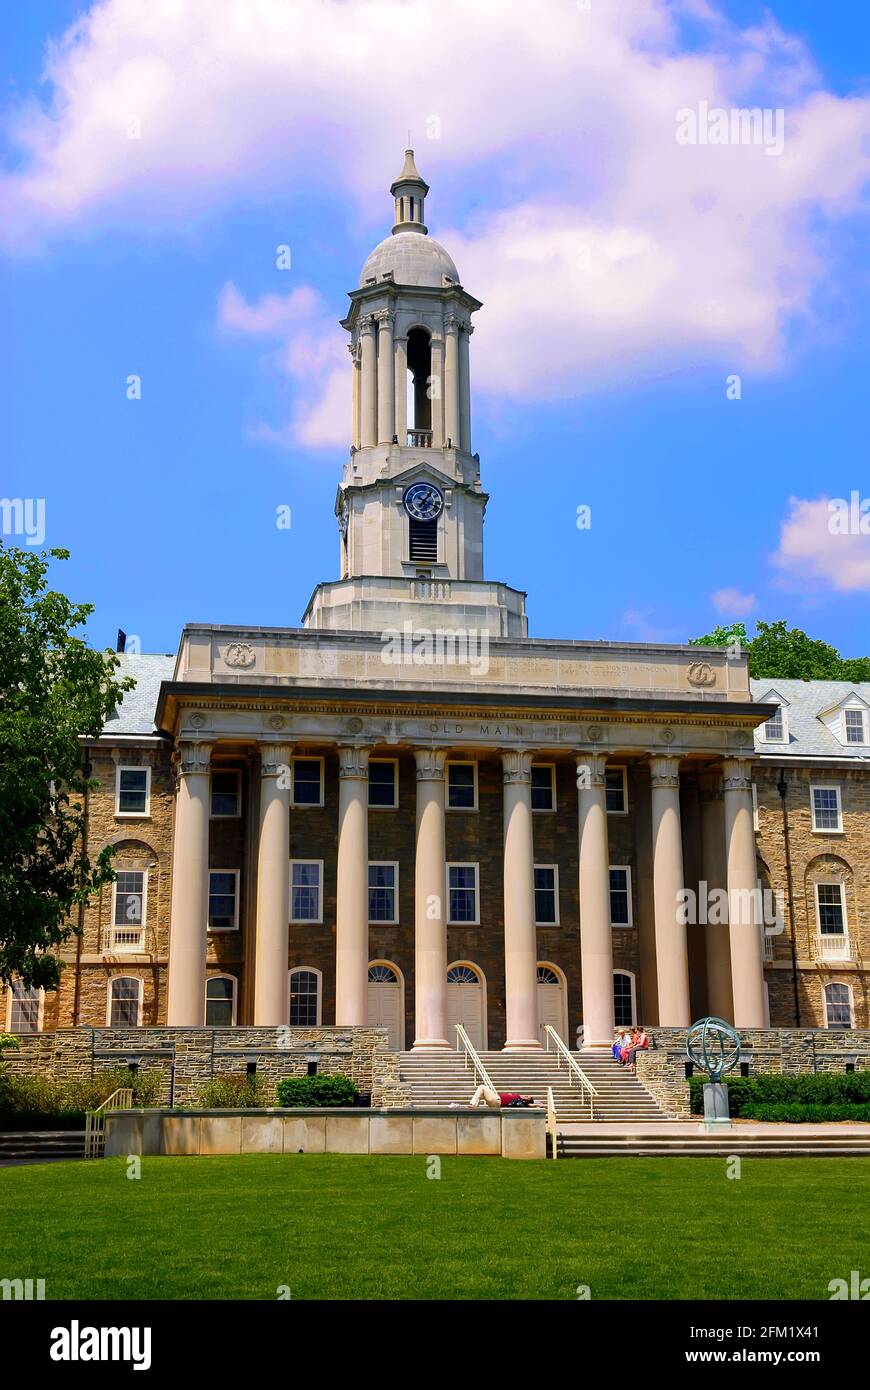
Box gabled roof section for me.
[750,678,870,760]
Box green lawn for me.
[1,1155,867,1300]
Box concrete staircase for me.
[0,1130,86,1166]
[556,1128,870,1158]
[399,1048,665,1122]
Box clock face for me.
[403,482,444,522]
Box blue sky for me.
[2,0,869,656]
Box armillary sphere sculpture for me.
[686,1016,741,1083]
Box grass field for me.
[1,1155,867,1300]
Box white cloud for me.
[9,0,867,436]
[620,608,682,643]
[771,496,870,593]
[711,587,756,616]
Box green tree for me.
[690,618,870,682]
[0,544,133,991]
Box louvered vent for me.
[409,518,438,563]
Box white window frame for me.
[290,859,324,924]
[613,969,637,1028]
[368,860,400,924]
[106,975,143,1027]
[531,763,557,814]
[291,755,325,808]
[205,974,238,1026]
[533,864,560,926]
[210,769,241,819]
[5,982,45,1034]
[114,765,151,818]
[110,869,148,950]
[605,765,628,815]
[207,868,240,932]
[446,760,478,812]
[447,861,480,925]
[368,758,399,809]
[842,707,868,745]
[761,705,787,744]
[814,881,848,937]
[810,783,843,834]
[824,981,854,1029]
[289,966,323,1026]
[609,864,633,927]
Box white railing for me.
[84,1088,134,1159]
[455,1024,497,1096]
[100,926,148,953]
[543,1025,598,1120]
[407,429,432,447]
[815,933,857,962]
[547,1086,558,1161]
[761,931,776,962]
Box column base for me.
[578,1040,613,1052]
[412,1038,450,1050]
[502,1039,542,1051]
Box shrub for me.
[740,1102,870,1123]
[0,1066,163,1129]
[689,1071,870,1116]
[275,1074,359,1108]
[197,1074,269,1109]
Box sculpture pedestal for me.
[700,1081,732,1132]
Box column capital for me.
[575,750,608,787]
[338,744,371,779]
[415,747,446,782]
[648,754,681,789]
[374,308,394,327]
[359,315,378,336]
[259,743,293,778]
[722,757,753,792]
[444,313,461,334]
[176,741,212,777]
[501,748,534,784]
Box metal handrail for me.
[543,1025,598,1120]
[84,1087,134,1159]
[455,1023,497,1096]
[547,1086,558,1161]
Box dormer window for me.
[844,708,867,744]
[762,706,785,743]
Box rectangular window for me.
[762,708,784,742]
[368,862,398,923]
[292,758,323,807]
[605,767,627,814]
[368,760,398,808]
[210,770,240,818]
[534,865,559,924]
[109,977,141,1028]
[609,866,632,927]
[208,870,239,931]
[447,864,479,924]
[825,983,852,1029]
[447,761,477,810]
[115,766,150,816]
[205,977,236,1027]
[844,709,866,744]
[815,883,846,935]
[531,764,556,812]
[290,861,322,923]
[111,870,147,949]
[811,785,842,833]
[8,983,42,1034]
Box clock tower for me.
[302,150,527,638]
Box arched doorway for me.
[536,963,568,1043]
[447,962,487,1050]
[367,962,404,1050]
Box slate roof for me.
[100,653,175,737]
[750,678,870,762]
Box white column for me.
[649,755,691,1026]
[459,323,472,453]
[167,741,212,1026]
[723,758,767,1027]
[699,772,734,1021]
[253,743,292,1025]
[360,318,377,448]
[376,309,395,443]
[501,749,540,1049]
[335,745,371,1025]
[413,749,448,1048]
[444,316,461,448]
[394,335,408,445]
[430,336,444,447]
[350,341,361,449]
[577,751,615,1047]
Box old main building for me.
[6,153,868,1050]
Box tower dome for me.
[358,148,460,288]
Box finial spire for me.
[390,148,429,236]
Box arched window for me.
[613,971,636,1028]
[289,968,321,1026]
[368,964,398,984]
[6,982,43,1034]
[407,327,432,435]
[824,982,853,1029]
[108,976,142,1028]
[205,975,237,1027]
[447,965,479,985]
[536,966,560,985]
